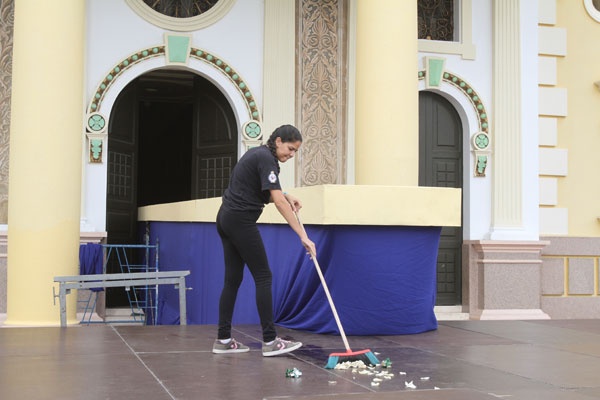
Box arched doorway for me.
[105,69,237,306]
[419,90,463,306]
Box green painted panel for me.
[428,58,445,87]
[90,139,102,162]
[167,36,190,63]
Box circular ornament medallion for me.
[243,121,262,140]
[471,132,490,150]
[87,113,107,133]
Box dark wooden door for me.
[107,85,139,247]
[191,78,237,199]
[106,70,237,307]
[106,85,139,306]
[419,91,463,306]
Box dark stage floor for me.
[2,320,600,399]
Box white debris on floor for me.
[405,380,417,389]
[329,357,441,391]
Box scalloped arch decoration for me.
[87,46,261,122]
[418,70,489,133]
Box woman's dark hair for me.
[266,124,302,155]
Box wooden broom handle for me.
[295,212,352,352]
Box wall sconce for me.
[595,81,600,90]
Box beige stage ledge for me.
[138,185,461,227]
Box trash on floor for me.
[285,368,303,378]
[333,360,368,370]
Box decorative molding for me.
[88,46,165,114]
[424,57,446,88]
[242,120,263,150]
[0,0,13,225]
[87,45,261,121]
[80,231,107,244]
[124,0,236,31]
[86,112,107,133]
[470,240,550,253]
[86,132,107,164]
[241,120,262,140]
[419,70,489,133]
[297,0,347,185]
[164,33,191,65]
[584,0,600,23]
[474,309,550,320]
[478,259,543,264]
[418,0,476,60]
[471,132,491,177]
[418,69,490,176]
[189,48,260,121]
[89,138,103,163]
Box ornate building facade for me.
[1,0,600,325]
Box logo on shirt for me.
[268,171,277,183]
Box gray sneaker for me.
[212,338,250,354]
[262,337,303,357]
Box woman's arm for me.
[270,189,317,257]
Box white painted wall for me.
[418,0,493,240]
[85,0,264,105]
[418,0,542,241]
[518,0,541,241]
[82,0,265,232]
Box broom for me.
[295,211,380,369]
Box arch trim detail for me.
[86,45,261,128]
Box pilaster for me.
[490,0,523,237]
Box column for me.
[355,0,418,185]
[469,0,549,320]
[6,0,85,325]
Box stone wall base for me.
[463,240,549,319]
[471,308,550,320]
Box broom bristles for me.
[324,348,380,369]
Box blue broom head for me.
[324,355,340,369]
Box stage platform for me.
[2,320,600,399]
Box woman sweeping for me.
[212,124,317,356]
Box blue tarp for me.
[148,222,441,335]
[79,243,104,292]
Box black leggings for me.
[216,206,277,342]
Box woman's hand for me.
[301,236,317,259]
[283,192,302,212]
[271,189,316,258]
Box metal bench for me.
[53,271,191,327]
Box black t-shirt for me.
[221,145,282,212]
